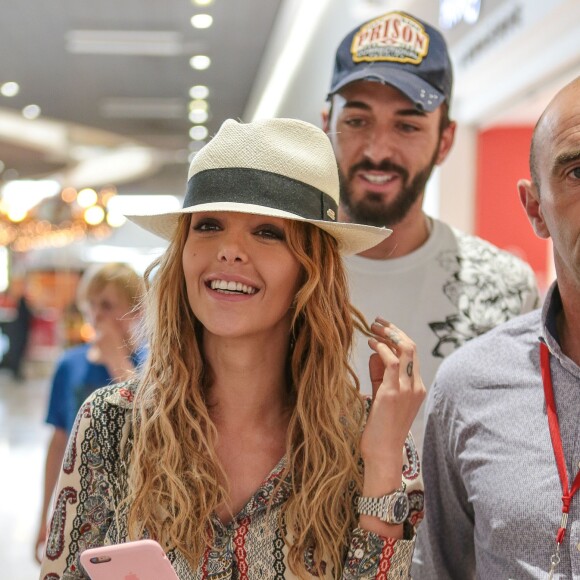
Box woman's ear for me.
[518,179,550,239]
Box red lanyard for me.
[540,341,580,546]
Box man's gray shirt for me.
[413,283,580,579]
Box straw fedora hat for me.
[125,117,391,255]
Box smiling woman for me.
[182,211,302,342]
[41,118,426,580]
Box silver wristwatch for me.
[357,483,409,525]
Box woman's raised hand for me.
[361,318,426,480]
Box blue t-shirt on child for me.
[45,343,144,434]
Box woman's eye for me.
[193,219,220,232]
[256,227,285,240]
[571,166,580,180]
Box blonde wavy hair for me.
[125,214,367,577]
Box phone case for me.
[80,539,179,580]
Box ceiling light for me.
[77,188,98,208]
[191,14,213,29]
[66,30,183,56]
[1,82,20,97]
[84,205,105,226]
[63,147,158,189]
[190,126,209,140]
[61,187,77,202]
[192,0,213,5]
[189,99,208,111]
[1,180,61,213]
[22,104,41,120]
[107,194,181,215]
[189,85,209,99]
[189,110,208,123]
[190,55,211,70]
[106,211,127,228]
[7,207,28,223]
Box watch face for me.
[392,494,409,523]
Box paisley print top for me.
[40,381,423,579]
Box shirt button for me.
[354,548,364,559]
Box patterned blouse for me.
[40,381,424,579]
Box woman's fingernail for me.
[376,317,389,326]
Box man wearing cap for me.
[322,11,539,446]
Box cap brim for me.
[329,66,445,112]
[125,203,391,256]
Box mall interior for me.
[1,0,579,577]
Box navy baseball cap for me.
[328,11,453,112]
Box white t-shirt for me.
[345,218,540,448]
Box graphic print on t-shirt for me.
[428,232,539,358]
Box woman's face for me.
[182,211,302,343]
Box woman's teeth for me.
[210,280,257,294]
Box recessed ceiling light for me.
[192,0,213,6]
[66,30,183,56]
[190,55,211,70]
[189,109,208,123]
[191,14,213,29]
[189,99,208,111]
[22,104,41,120]
[190,126,209,140]
[1,82,20,97]
[189,85,209,99]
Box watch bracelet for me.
[356,483,408,523]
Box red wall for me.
[475,126,551,291]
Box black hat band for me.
[184,168,338,222]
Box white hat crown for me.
[188,118,340,207]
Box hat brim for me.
[125,202,391,256]
[329,66,445,113]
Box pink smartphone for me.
[80,539,179,580]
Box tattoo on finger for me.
[407,362,413,377]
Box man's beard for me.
[339,151,438,228]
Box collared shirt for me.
[413,282,580,579]
[41,385,423,579]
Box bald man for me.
[413,76,580,579]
